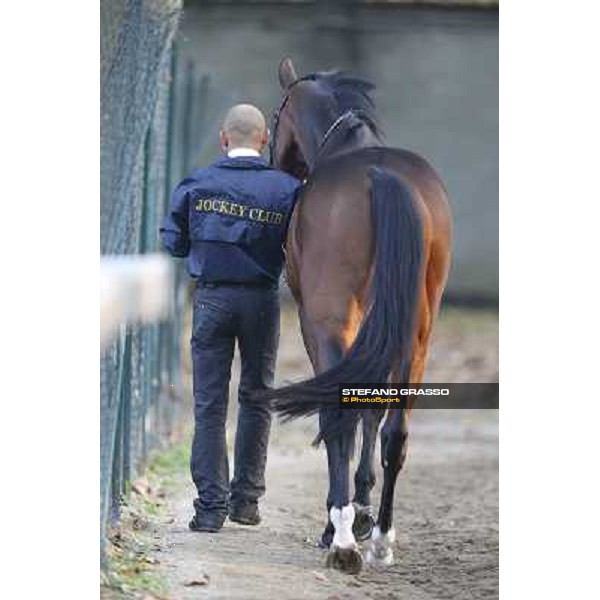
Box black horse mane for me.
[304,71,382,137]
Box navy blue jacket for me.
[160,155,300,285]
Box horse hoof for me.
[366,546,395,567]
[366,525,396,567]
[326,545,363,574]
[352,504,375,542]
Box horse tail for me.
[253,167,425,441]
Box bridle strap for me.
[269,76,316,166]
[312,110,358,165]
[270,75,368,171]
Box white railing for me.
[100,254,174,348]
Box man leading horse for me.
[160,104,300,532]
[162,59,452,576]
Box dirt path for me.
[150,307,498,600]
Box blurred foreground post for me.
[100,254,174,348]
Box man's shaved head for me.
[221,104,268,150]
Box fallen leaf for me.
[131,514,150,530]
[184,573,210,587]
[131,478,151,495]
[312,570,328,582]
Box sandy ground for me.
[150,305,498,600]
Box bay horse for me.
[258,59,452,574]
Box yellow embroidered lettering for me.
[196,198,283,225]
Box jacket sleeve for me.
[160,181,192,258]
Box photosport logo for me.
[338,384,499,409]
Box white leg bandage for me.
[330,504,357,549]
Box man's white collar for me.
[227,148,261,158]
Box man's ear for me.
[220,130,229,150]
[278,58,298,90]
[261,127,269,148]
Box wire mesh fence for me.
[100,0,183,559]
[100,0,223,561]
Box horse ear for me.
[278,58,298,90]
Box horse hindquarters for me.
[257,164,427,572]
[318,166,427,568]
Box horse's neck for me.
[315,121,384,166]
[348,123,384,151]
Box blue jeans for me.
[190,283,279,517]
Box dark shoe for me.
[229,502,261,526]
[189,511,226,533]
